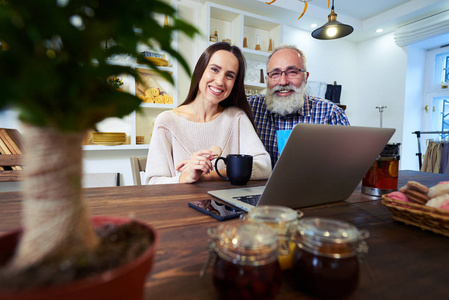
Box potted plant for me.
[0,0,197,298]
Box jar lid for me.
[247,205,300,224]
[381,143,401,156]
[297,217,359,244]
[208,222,279,265]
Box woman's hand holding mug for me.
[177,146,223,183]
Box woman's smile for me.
[198,50,239,104]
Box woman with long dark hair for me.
[144,42,271,184]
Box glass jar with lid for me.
[292,217,369,298]
[206,222,282,300]
[362,143,401,196]
[246,205,303,270]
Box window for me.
[445,55,449,83]
[436,52,449,132]
[423,47,449,134]
[442,99,449,138]
[434,51,449,85]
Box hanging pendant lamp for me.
[311,0,353,40]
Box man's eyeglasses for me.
[266,67,306,80]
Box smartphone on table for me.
[188,199,245,221]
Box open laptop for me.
[208,123,395,212]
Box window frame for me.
[425,46,449,91]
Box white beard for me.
[265,81,307,116]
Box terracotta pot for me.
[0,216,159,300]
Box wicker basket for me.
[381,195,449,237]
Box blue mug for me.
[215,154,253,185]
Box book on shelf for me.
[0,128,24,172]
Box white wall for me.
[177,0,203,104]
[354,33,407,133]
[401,47,426,171]
[0,109,21,130]
[282,25,358,123]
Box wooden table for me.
[1,170,448,299]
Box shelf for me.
[83,144,149,151]
[0,129,24,182]
[208,5,242,46]
[206,40,272,60]
[134,63,175,74]
[204,2,282,51]
[241,48,271,60]
[245,82,266,89]
[140,103,176,109]
[243,15,281,54]
[244,15,281,31]
[202,2,282,91]
[107,57,175,73]
[210,6,240,22]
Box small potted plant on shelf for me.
[108,76,124,91]
[0,0,197,299]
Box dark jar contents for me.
[292,245,359,298]
[292,218,368,298]
[213,257,282,300]
[207,222,282,300]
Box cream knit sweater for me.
[144,106,272,184]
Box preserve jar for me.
[246,205,303,270]
[362,143,401,196]
[206,222,282,300]
[292,217,369,298]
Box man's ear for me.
[305,72,310,82]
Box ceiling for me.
[204,0,449,43]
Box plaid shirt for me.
[248,94,350,167]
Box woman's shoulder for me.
[154,110,178,126]
[155,110,175,120]
[223,106,245,117]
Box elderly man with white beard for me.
[248,45,350,168]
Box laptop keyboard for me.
[232,194,261,206]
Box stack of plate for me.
[140,51,168,66]
[144,56,168,66]
[91,132,127,146]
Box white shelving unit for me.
[201,2,283,94]
[83,1,178,151]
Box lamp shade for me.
[311,8,353,40]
